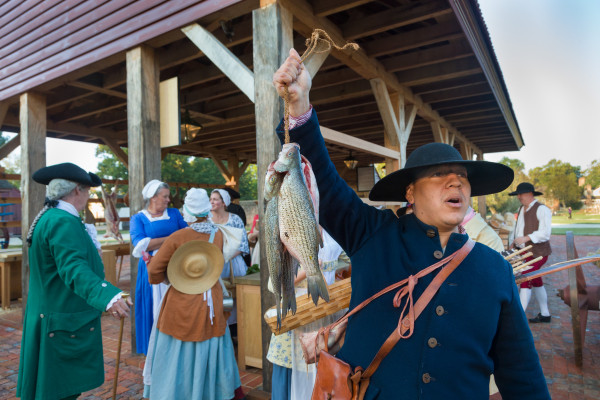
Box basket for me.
[265,278,352,335]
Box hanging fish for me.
[274,143,328,305]
[101,182,124,244]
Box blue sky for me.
[478,0,600,172]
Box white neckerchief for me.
[56,200,101,249]
[142,209,170,222]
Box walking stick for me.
[112,293,130,400]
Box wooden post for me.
[19,92,47,316]
[126,45,161,352]
[253,2,292,391]
[566,231,583,366]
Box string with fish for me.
[266,30,359,331]
[282,29,359,144]
[100,181,124,244]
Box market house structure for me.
[0,0,523,389]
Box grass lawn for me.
[552,213,600,225]
[551,226,600,236]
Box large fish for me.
[264,163,286,328]
[275,143,328,305]
[101,183,124,244]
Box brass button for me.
[49,333,54,338]
[426,229,436,238]
[436,306,445,316]
[428,338,438,348]
[40,314,44,318]
[433,250,443,259]
[422,373,431,383]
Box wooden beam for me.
[67,80,128,99]
[321,125,399,159]
[431,122,455,145]
[304,48,331,79]
[19,91,47,318]
[279,0,482,155]
[342,1,452,41]
[209,155,234,183]
[0,135,20,160]
[313,0,373,17]
[460,142,474,161]
[182,23,255,102]
[476,152,487,218]
[253,2,293,389]
[102,138,129,168]
[0,101,7,126]
[126,45,161,353]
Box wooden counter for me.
[235,272,263,370]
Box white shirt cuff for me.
[105,292,123,311]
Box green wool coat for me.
[17,208,121,400]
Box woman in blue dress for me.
[130,180,187,354]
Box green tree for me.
[95,147,258,200]
[529,159,582,208]
[584,160,600,189]
[485,157,527,214]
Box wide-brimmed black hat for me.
[369,142,514,202]
[32,162,102,187]
[508,182,543,196]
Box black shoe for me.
[529,313,551,323]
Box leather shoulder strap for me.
[362,239,474,379]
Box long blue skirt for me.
[143,327,241,399]
[135,258,153,354]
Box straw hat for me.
[167,240,224,294]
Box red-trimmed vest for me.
[522,202,552,258]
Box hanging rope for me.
[283,29,360,144]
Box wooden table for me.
[0,250,22,309]
[0,242,130,309]
[235,272,263,370]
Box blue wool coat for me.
[277,111,549,399]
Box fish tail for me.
[281,289,297,318]
[307,274,330,305]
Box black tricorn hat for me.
[508,182,543,196]
[32,162,102,187]
[369,142,514,202]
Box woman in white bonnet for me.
[143,188,245,400]
[129,179,187,354]
[209,189,250,333]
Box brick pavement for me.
[2,236,599,399]
[0,255,263,400]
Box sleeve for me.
[49,218,121,311]
[528,205,552,244]
[129,213,148,247]
[147,233,179,284]
[490,262,551,399]
[276,111,391,256]
[173,208,189,229]
[477,226,505,252]
[230,214,249,255]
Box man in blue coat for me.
[272,49,550,399]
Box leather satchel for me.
[310,240,474,400]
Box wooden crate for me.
[265,278,351,335]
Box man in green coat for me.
[17,163,132,400]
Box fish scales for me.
[275,144,328,305]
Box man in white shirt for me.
[509,182,552,323]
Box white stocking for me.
[520,288,532,311]
[532,286,550,316]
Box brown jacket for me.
[147,227,226,342]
